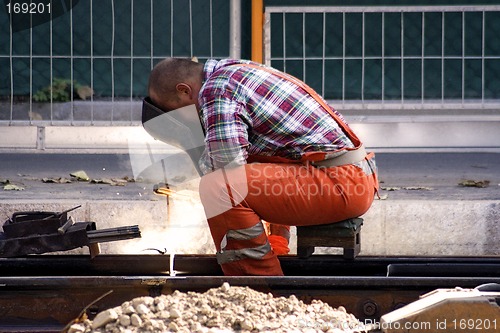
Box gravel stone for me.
[220,282,230,292]
[169,308,182,319]
[91,308,119,329]
[135,303,150,315]
[118,315,131,327]
[72,283,367,332]
[168,321,180,331]
[67,323,86,333]
[130,313,142,327]
[122,304,135,315]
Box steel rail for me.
[0,255,499,332]
[0,275,499,333]
[1,254,500,277]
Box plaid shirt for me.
[198,59,355,174]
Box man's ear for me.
[175,83,192,97]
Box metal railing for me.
[3,3,500,129]
[264,5,500,111]
[1,0,240,126]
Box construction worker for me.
[145,58,378,276]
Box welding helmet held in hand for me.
[142,96,165,124]
[141,97,205,175]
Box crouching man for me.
[144,58,378,276]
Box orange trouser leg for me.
[199,162,377,276]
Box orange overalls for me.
[199,66,379,276]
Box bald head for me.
[148,58,204,110]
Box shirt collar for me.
[203,59,253,83]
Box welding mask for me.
[142,96,164,124]
[141,97,205,176]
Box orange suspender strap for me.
[240,63,363,151]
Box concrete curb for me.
[1,197,498,257]
[1,152,499,257]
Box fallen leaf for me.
[76,86,94,100]
[70,170,90,181]
[458,179,490,188]
[91,178,126,186]
[42,177,72,184]
[91,178,110,184]
[123,176,135,183]
[4,184,24,191]
[377,194,388,200]
[0,178,9,185]
[402,186,433,191]
[111,178,129,185]
[381,186,401,191]
[381,186,433,191]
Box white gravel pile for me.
[68,282,367,333]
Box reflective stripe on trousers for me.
[216,222,271,265]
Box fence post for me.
[230,0,242,59]
[36,126,46,150]
[251,0,264,63]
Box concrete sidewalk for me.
[1,152,499,257]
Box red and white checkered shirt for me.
[198,59,355,174]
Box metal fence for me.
[264,5,500,110]
[0,0,239,126]
[3,2,500,128]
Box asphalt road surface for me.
[1,152,499,201]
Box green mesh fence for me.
[2,2,499,125]
[266,6,500,102]
[0,0,230,99]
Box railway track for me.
[0,255,499,332]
